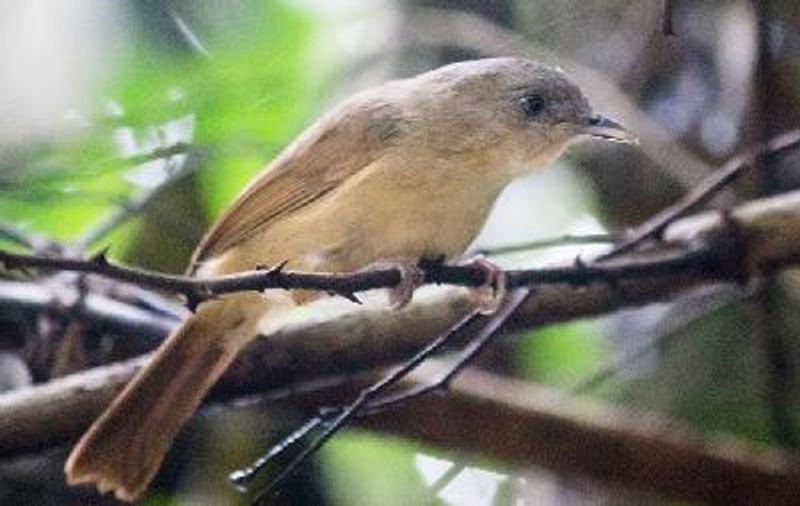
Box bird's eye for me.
[520,94,546,118]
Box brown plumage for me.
[64,57,633,501]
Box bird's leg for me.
[465,256,507,315]
[361,257,426,309]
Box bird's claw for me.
[363,258,425,309]
[467,256,506,315]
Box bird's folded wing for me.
[189,98,402,272]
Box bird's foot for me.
[363,257,425,309]
[466,256,506,315]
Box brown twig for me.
[101,142,193,172]
[600,129,800,260]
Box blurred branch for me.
[475,233,616,256]
[0,223,60,253]
[167,6,211,58]
[101,142,192,172]
[662,0,675,35]
[2,142,194,253]
[569,286,741,394]
[0,280,175,344]
[4,357,800,505]
[748,284,799,449]
[75,144,202,249]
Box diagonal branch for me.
[75,144,202,249]
[601,129,800,259]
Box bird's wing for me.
[188,98,402,272]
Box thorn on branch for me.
[663,0,675,36]
[570,255,593,286]
[89,246,111,266]
[256,260,291,290]
[184,286,215,312]
[335,290,362,305]
[714,209,751,285]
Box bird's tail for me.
[65,292,268,502]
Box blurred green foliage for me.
[322,432,429,506]
[0,0,321,256]
[515,321,611,386]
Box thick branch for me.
[368,366,800,506]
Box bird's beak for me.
[581,114,638,144]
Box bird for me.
[64,57,634,501]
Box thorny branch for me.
[0,241,724,312]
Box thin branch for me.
[101,142,192,172]
[76,145,202,249]
[425,461,467,503]
[601,129,800,260]
[0,280,176,344]
[168,6,212,58]
[0,223,60,253]
[0,239,727,313]
[748,283,799,449]
[475,233,616,257]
